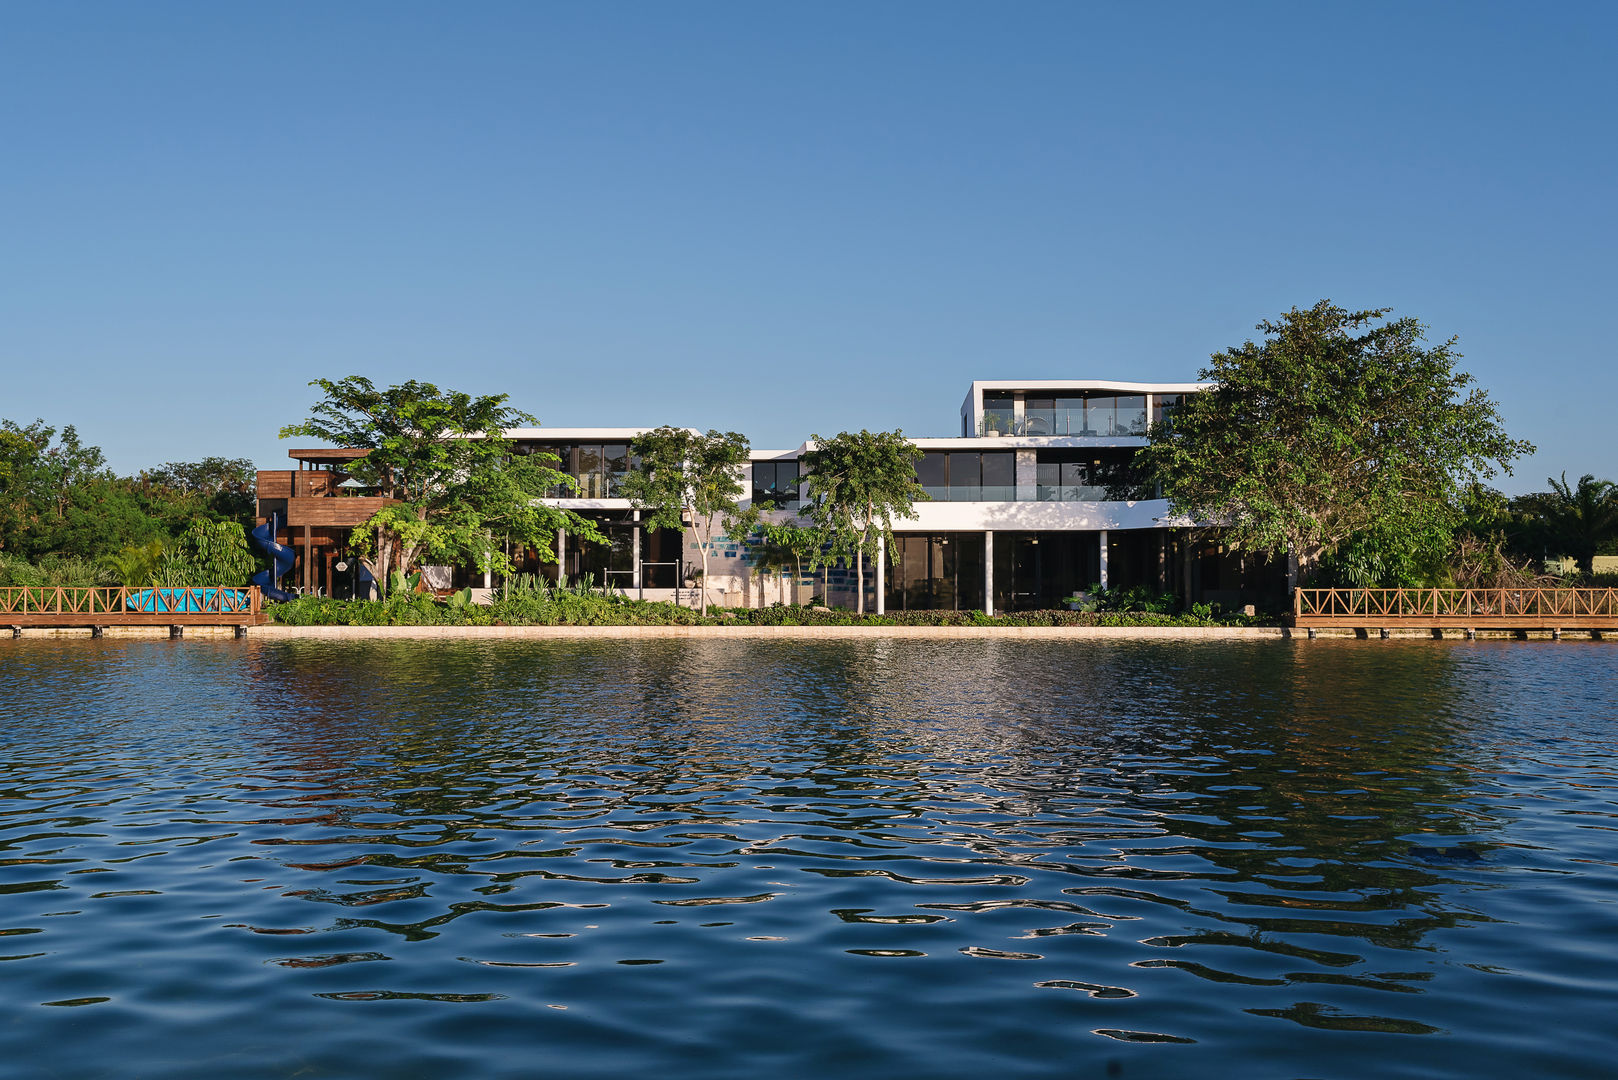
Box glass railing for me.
[921,485,1023,502]
[1037,483,1154,502]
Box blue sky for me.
[2,2,1613,493]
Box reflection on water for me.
[1,638,1616,1079]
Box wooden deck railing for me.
[0,586,262,626]
[1295,587,1618,629]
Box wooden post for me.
[302,524,312,591]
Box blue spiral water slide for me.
[250,511,297,602]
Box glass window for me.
[1023,397,1056,436]
[947,452,980,500]
[981,393,1015,437]
[1112,395,1147,435]
[916,452,948,501]
[752,460,799,507]
[980,453,1015,501]
[1152,393,1184,429]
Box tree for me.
[139,457,257,525]
[1137,302,1533,588]
[279,377,601,592]
[800,430,927,614]
[618,426,753,616]
[754,520,829,605]
[1516,473,1618,576]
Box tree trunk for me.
[699,544,710,616]
[855,538,865,614]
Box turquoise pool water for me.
[1,638,1614,1078]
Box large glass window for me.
[917,452,949,501]
[1034,449,1148,500]
[751,459,799,507]
[914,452,1018,501]
[1151,394,1185,429]
[886,533,985,611]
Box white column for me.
[1098,529,1109,590]
[632,510,642,597]
[557,528,567,585]
[876,535,886,615]
[984,530,995,616]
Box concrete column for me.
[984,530,995,616]
[632,510,642,597]
[876,535,886,615]
[1012,394,1025,435]
[557,528,567,585]
[1015,449,1038,501]
[1098,529,1109,590]
[1182,532,1193,604]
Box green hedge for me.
[266,594,1269,629]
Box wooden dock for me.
[1,586,263,637]
[1294,587,1618,637]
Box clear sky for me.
[2,2,1613,493]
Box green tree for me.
[279,377,600,593]
[1516,473,1618,576]
[139,457,257,526]
[619,426,753,616]
[1137,302,1533,588]
[800,430,927,614]
[754,520,829,605]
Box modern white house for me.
[494,380,1285,615]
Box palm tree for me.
[1517,473,1618,576]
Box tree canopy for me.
[1137,302,1534,585]
[1516,473,1618,575]
[799,429,926,613]
[279,376,600,589]
[618,426,753,615]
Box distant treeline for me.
[0,418,259,588]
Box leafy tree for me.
[139,457,257,525]
[618,426,754,616]
[1137,302,1533,587]
[167,519,260,585]
[753,520,829,605]
[1516,473,1618,576]
[800,430,927,614]
[279,377,601,592]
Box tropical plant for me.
[1515,473,1618,576]
[752,521,828,606]
[169,519,259,585]
[1137,301,1533,588]
[799,430,927,614]
[279,377,602,594]
[619,426,755,615]
[102,540,166,588]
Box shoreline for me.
[3,624,1607,641]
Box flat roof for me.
[968,379,1210,394]
[288,447,370,464]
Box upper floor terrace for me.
[960,379,1207,439]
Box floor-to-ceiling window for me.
[992,531,1100,611]
[916,451,1018,501]
[1034,449,1151,500]
[886,533,985,611]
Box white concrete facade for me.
[507,380,1270,613]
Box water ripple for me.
[1,637,1616,1078]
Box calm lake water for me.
[1,637,1615,1079]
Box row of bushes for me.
[265,591,1269,629]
